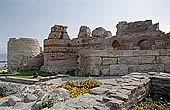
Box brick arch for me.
[134,36,155,50]
[109,37,123,49]
[133,36,155,46]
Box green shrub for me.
[133,93,170,110]
[0,83,20,96]
[39,96,57,109]
[66,70,75,76]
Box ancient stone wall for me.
[107,20,170,50]
[41,25,112,73]
[8,38,43,72]
[78,50,170,76]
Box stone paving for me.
[0,72,170,110]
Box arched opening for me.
[112,40,121,49]
[138,39,151,50]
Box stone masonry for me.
[7,20,170,75]
[110,20,170,50]
[79,50,170,76]
[8,38,43,72]
[1,72,170,110]
[41,25,112,73]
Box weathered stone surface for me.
[86,57,102,65]
[8,38,42,72]
[138,64,164,72]
[118,56,138,64]
[116,20,158,36]
[165,64,170,72]
[90,87,110,95]
[51,88,70,100]
[146,50,159,56]
[103,31,112,37]
[8,96,22,106]
[101,66,110,76]
[87,65,100,76]
[8,20,170,76]
[128,65,138,73]
[159,50,170,56]
[3,72,170,110]
[83,50,123,57]
[102,58,117,65]
[122,50,147,56]
[92,27,106,37]
[110,64,128,75]
[158,56,170,64]
[139,56,156,64]
[101,79,118,86]
[24,94,37,103]
[105,98,124,110]
[78,26,91,38]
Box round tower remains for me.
[8,38,43,72]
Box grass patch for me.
[133,93,170,110]
[0,70,55,79]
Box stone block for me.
[85,57,102,65]
[90,87,110,95]
[8,96,22,106]
[110,64,128,76]
[139,56,156,64]
[138,64,164,72]
[146,50,159,56]
[158,56,170,64]
[24,94,37,103]
[102,58,117,65]
[128,65,138,73]
[86,65,100,76]
[83,50,123,57]
[159,50,170,56]
[100,66,110,76]
[118,56,139,64]
[122,50,147,56]
[122,50,159,57]
[165,64,170,72]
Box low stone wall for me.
[97,73,151,110]
[79,50,170,76]
[148,72,170,96]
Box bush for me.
[133,93,170,110]
[66,70,75,76]
[39,96,57,110]
[0,83,20,97]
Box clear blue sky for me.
[0,0,170,54]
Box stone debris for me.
[8,96,22,106]
[24,94,37,103]
[2,72,167,110]
[51,88,70,101]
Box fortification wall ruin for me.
[108,20,170,50]
[8,38,43,72]
[41,25,112,73]
[7,20,170,75]
[79,50,170,76]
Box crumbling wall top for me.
[78,26,91,38]
[116,20,160,36]
[49,25,70,39]
[92,27,112,38]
